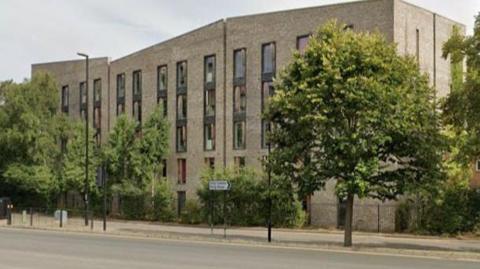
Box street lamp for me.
[77,52,89,226]
[267,122,272,242]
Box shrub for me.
[197,167,306,227]
[179,200,203,224]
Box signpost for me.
[208,180,231,239]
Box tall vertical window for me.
[205,55,215,85]
[416,28,420,61]
[61,85,69,114]
[234,49,246,82]
[176,125,187,152]
[93,79,101,104]
[93,79,102,144]
[205,158,215,170]
[262,42,275,77]
[233,49,247,150]
[177,61,187,89]
[297,35,310,55]
[79,81,86,120]
[176,94,187,120]
[261,42,276,148]
[176,61,187,152]
[177,159,186,184]
[261,82,274,148]
[234,121,246,149]
[204,123,215,151]
[132,70,142,126]
[162,159,167,178]
[177,191,186,216]
[157,65,168,116]
[234,156,246,168]
[116,73,125,115]
[204,55,216,151]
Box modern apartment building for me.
[31,0,464,230]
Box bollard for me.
[90,211,94,230]
[7,205,12,225]
[30,208,33,226]
[59,209,63,228]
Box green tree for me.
[62,121,99,204]
[103,104,171,219]
[266,21,444,246]
[442,14,480,163]
[0,73,64,206]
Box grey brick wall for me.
[31,0,463,229]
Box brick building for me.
[32,0,464,231]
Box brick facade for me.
[31,0,464,231]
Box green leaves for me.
[103,104,169,196]
[266,21,443,201]
[0,73,63,205]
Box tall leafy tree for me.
[266,21,444,246]
[104,105,169,195]
[0,73,63,206]
[442,14,480,163]
[62,121,99,202]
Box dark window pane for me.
[176,125,187,152]
[158,66,167,91]
[177,62,187,88]
[234,121,245,149]
[234,86,246,113]
[204,123,215,150]
[94,79,101,103]
[262,43,275,74]
[205,89,215,116]
[297,35,310,55]
[205,56,215,84]
[133,71,142,96]
[177,95,187,120]
[117,74,125,99]
[234,49,246,80]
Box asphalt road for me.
[0,228,478,269]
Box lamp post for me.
[267,122,272,242]
[77,52,89,226]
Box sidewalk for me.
[2,217,480,260]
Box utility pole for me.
[267,122,272,242]
[78,52,89,226]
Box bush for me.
[179,200,203,224]
[197,167,306,228]
[113,180,175,221]
[420,186,480,234]
[146,179,175,222]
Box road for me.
[0,228,478,269]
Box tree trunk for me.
[344,193,354,247]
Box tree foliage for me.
[442,14,480,163]
[265,21,444,246]
[103,105,171,219]
[0,73,64,206]
[196,168,306,227]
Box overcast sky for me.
[0,0,477,82]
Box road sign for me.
[209,180,231,191]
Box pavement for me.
[0,227,479,269]
[2,216,480,261]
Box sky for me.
[0,0,478,82]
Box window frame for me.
[261,42,276,79]
[233,48,247,85]
[116,73,126,116]
[61,85,69,113]
[296,34,311,55]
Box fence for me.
[2,202,404,234]
[309,202,399,233]
[5,207,105,231]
